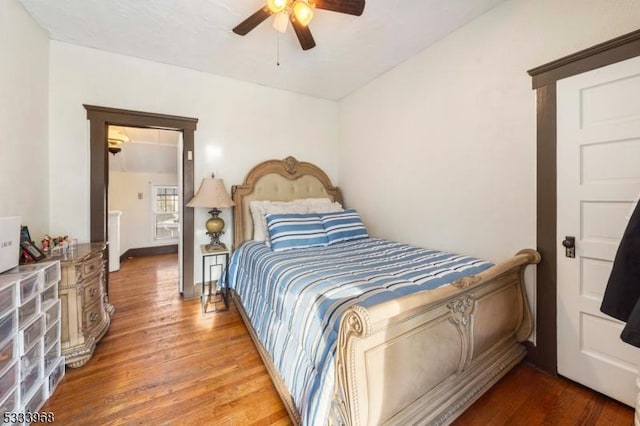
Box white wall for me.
[339,0,640,260]
[48,41,339,284]
[338,0,640,333]
[0,0,49,239]
[109,171,178,255]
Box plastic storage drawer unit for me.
[0,311,17,347]
[24,381,47,413]
[47,357,65,398]
[19,313,45,355]
[43,322,60,352]
[8,270,43,305]
[17,295,39,327]
[19,340,42,398]
[0,385,16,415]
[41,282,58,309]
[43,340,61,374]
[0,361,17,402]
[0,277,17,321]
[10,261,60,291]
[0,336,16,374]
[43,300,60,330]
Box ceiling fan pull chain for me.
[276,31,281,66]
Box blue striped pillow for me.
[266,213,328,252]
[320,209,368,245]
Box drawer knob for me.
[89,288,98,297]
[90,312,99,322]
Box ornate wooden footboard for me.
[330,249,540,425]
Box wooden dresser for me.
[51,242,112,367]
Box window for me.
[153,185,179,240]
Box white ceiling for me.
[108,127,179,174]
[18,0,505,100]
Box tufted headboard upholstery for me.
[232,156,342,249]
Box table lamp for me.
[187,176,235,249]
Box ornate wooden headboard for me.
[231,156,342,250]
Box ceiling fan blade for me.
[315,0,365,16]
[290,17,316,50]
[232,7,273,36]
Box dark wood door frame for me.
[84,105,198,299]
[526,29,640,374]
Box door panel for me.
[557,55,640,407]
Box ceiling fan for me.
[232,0,365,51]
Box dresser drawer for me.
[82,253,103,277]
[81,273,103,307]
[60,251,103,286]
[82,298,105,334]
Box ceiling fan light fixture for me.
[108,144,122,155]
[107,128,129,155]
[267,0,287,13]
[293,1,314,26]
[232,0,363,50]
[272,12,289,33]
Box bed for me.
[229,156,540,425]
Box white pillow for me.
[249,201,269,242]
[303,198,344,213]
[250,200,308,243]
[309,201,343,213]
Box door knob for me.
[562,236,575,258]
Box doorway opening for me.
[107,126,182,274]
[85,105,198,299]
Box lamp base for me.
[204,208,226,250]
[205,234,226,251]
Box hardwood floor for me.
[455,364,633,426]
[40,254,633,425]
[41,254,290,425]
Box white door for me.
[557,55,640,406]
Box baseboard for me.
[120,244,178,263]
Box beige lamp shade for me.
[187,177,235,249]
[187,178,235,209]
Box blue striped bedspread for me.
[228,238,493,425]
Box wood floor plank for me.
[39,253,633,425]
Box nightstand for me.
[200,245,230,313]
